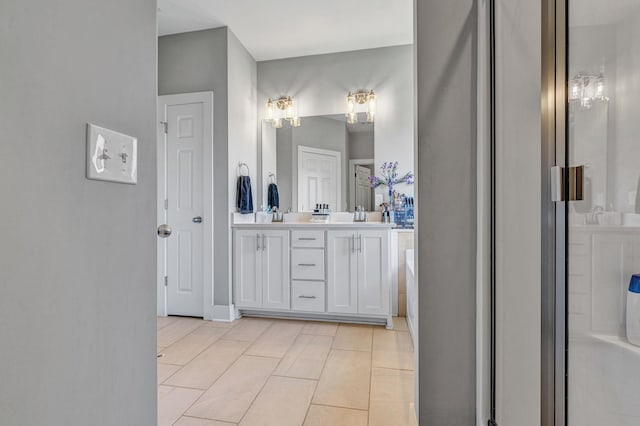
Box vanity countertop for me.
[231,222,397,229]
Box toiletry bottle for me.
[628,274,640,347]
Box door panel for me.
[566,2,640,424]
[234,231,262,308]
[262,230,290,310]
[355,165,372,210]
[166,101,204,316]
[327,230,358,313]
[357,230,389,315]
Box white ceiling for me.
[157,0,413,61]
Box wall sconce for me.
[345,89,377,124]
[569,72,608,109]
[265,96,301,128]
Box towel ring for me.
[238,162,250,177]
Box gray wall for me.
[158,28,232,307]
[415,1,477,424]
[0,0,157,424]
[257,45,414,206]
[348,130,375,160]
[276,126,294,211]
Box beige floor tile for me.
[369,402,416,426]
[393,317,409,331]
[372,329,414,370]
[369,368,415,426]
[159,326,229,365]
[245,320,303,358]
[222,318,273,342]
[239,376,317,426]
[303,404,368,426]
[200,319,238,329]
[165,339,251,390]
[157,315,178,330]
[157,317,204,347]
[186,355,279,423]
[332,324,373,352]
[372,329,413,352]
[158,385,203,426]
[370,367,414,403]
[301,321,339,336]
[274,334,333,379]
[157,362,182,384]
[312,350,371,410]
[174,416,236,426]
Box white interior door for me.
[158,92,213,318]
[298,146,341,212]
[355,165,372,210]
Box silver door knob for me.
[192,216,203,224]
[157,224,172,238]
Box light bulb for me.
[366,91,376,122]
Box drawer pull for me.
[298,237,317,241]
[298,263,317,267]
[298,295,317,299]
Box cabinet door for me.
[327,230,358,313]
[357,230,390,315]
[234,231,262,308]
[262,230,290,310]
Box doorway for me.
[297,145,341,212]
[157,92,214,318]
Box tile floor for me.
[157,316,417,426]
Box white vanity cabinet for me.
[234,229,290,310]
[233,223,393,327]
[327,229,390,316]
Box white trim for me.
[348,158,375,212]
[211,304,236,322]
[297,145,342,212]
[157,91,214,319]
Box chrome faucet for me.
[588,205,604,225]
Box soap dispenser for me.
[627,274,640,347]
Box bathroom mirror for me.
[569,101,610,213]
[261,113,375,213]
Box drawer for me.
[292,230,325,248]
[291,249,325,280]
[291,281,325,312]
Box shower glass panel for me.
[567,1,640,424]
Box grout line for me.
[159,383,206,392]
[309,402,369,412]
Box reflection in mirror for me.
[261,113,374,213]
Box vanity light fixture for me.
[265,96,301,128]
[569,72,608,109]
[345,89,377,124]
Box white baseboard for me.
[211,304,235,322]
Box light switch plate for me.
[86,123,137,184]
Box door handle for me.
[359,234,363,252]
[298,295,317,299]
[157,224,172,238]
[298,263,316,267]
[351,234,355,253]
[192,216,203,224]
[262,234,266,251]
[257,233,261,251]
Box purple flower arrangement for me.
[369,161,414,193]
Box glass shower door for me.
[567,1,640,424]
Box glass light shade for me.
[366,92,377,123]
[272,118,283,129]
[595,77,605,99]
[347,112,358,124]
[570,80,582,101]
[345,93,356,116]
[291,117,301,127]
[285,98,295,120]
[265,99,275,122]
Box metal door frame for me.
[541,0,568,425]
